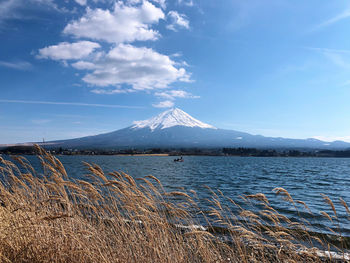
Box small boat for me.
[174,157,184,162]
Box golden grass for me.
[0,146,348,262]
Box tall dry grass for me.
[0,145,348,262]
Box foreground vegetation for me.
[0,146,349,262]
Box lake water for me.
[12,155,350,237]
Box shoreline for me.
[3,153,350,158]
[114,153,170,156]
[3,145,350,157]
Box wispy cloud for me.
[0,99,144,109]
[322,52,349,68]
[31,119,51,125]
[306,47,350,69]
[91,87,135,94]
[177,0,193,7]
[314,8,350,30]
[166,11,190,31]
[0,0,21,22]
[0,60,32,70]
[0,0,69,25]
[50,114,86,118]
[74,0,86,6]
[152,100,174,108]
[155,90,199,100]
[305,47,350,54]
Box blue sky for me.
[1,0,350,143]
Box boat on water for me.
[174,157,184,162]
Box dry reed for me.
[0,146,348,262]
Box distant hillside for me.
[44,108,350,150]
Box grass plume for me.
[0,146,348,262]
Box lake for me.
[11,155,350,238]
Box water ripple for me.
[17,155,350,237]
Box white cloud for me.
[177,0,193,7]
[34,0,196,100]
[71,61,97,70]
[79,43,190,90]
[166,10,189,31]
[91,87,135,94]
[155,90,199,100]
[38,41,100,60]
[74,0,87,5]
[63,1,164,43]
[0,60,32,70]
[152,0,166,9]
[127,0,166,9]
[152,100,174,108]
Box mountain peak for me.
[132,108,217,131]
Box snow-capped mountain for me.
[132,108,216,130]
[47,108,350,149]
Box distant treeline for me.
[2,145,350,157]
[221,148,319,157]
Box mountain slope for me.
[132,108,216,130]
[49,108,350,149]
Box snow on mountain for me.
[132,108,217,131]
[42,108,350,149]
